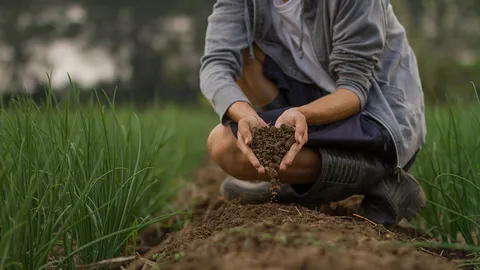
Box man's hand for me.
[275,108,308,171]
[237,115,268,174]
[227,101,269,173]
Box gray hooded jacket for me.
[199,0,427,169]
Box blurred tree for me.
[69,0,216,103]
[0,0,73,90]
[0,0,215,103]
[0,0,478,104]
[405,0,425,27]
[392,0,480,102]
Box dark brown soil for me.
[120,161,473,270]
[157,199,461,270]
[163,217,455,270]
[251,125,295,197]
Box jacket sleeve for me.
[200,0,251,122]
[328,0,388,109]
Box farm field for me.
[1,94,480,269]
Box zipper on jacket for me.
[365,111,402,177]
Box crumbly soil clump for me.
[251,125,295,197]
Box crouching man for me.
[201,0,427,227]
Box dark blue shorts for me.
[230,56,417,170]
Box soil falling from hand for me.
[251,125,295,199]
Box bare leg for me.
[208,124,321,185]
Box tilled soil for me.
[129,162,465,270]
[161,203,456,270]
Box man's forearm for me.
[297,89,361,126]
[226,101,259,123]
[227,88,360,125]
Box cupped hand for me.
[237,115,268,174]
[275,108,308,171]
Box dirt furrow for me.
[147,162,458,270]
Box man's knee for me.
[207,124,235,162]
[208,124,254,178]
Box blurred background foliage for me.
[0,0,479,104]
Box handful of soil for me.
[251,125,296,199]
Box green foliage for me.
[0,91,216,269]
[413,92,480,249]
[417,56,480,104]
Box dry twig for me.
[294,206,303,217]
[78,256,136,270]
[419,247,448,260]
[352,213,378,227]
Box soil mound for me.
[159,201,456,270]
[138,162,460,270]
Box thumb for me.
[294,115,307,143]
[274,116,285,129]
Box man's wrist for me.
[296,106,313,125]
[226,101,259,123]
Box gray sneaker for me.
[220,176,299,204]
[357,169,426,227]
